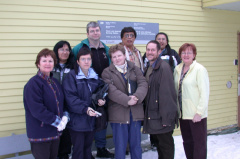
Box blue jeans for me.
[111,113,142,159]
[94,128,107,148]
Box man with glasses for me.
[120,27,144,72]
[72,21,114,159]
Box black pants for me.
[70,129,95,159]
[150,134,158,146]
[30,139,60,159]
[180,118,207,159]
[58,128,72,158]
[151,131,174,159]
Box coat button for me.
[148,117,150,119]
[156,100,158,102]
[127,121,129,123]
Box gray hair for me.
[86,21,101,33]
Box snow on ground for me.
[125,130,240,159]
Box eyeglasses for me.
[80,58,92,62]
[59,48,70,53]
[124,34,135,38]
[181,52,193,55]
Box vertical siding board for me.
[0,0,239,137]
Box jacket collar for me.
[109,60,135,72]
[160,48,167,56]
[108,61,135,90]
[176,60,197,73]
[144,57,163,75]
[76,67,98,80]
[37,70,54,83]
[152,57,163,70]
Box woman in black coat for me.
[52,40,75,159]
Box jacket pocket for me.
[148,119,163,131]
[147,110,160,120]
[147,110,162,131]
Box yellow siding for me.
[203,0,240,7]
[0,0,240,140]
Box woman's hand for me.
[132,96,138,101]
[192,113,202,123]
[128,96,138,106]
[98,99,106,106]
[87,107,96,116]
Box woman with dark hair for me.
[23,48,68,159]
[52,40,75,83]
[52,40,75,159]
[63,48,106,159]
[174,43,209,159]
[155,32,181,69]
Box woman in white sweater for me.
[174,43,209,159]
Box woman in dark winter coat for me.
[23,48,69,159]
[63,48,106,159]
[102,44,148,159]
[52,40,75,159]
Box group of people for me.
[23,21,210,159]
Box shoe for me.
[96,147,114,158]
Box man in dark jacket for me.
[143,40,179,159]
[72,21,114,159]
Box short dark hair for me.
[74,48,93,74]
[77,48,93,61]
[86,21,100,33]
[108,44,125,58]
[179,43,197,60]
[120,27,137,38]
[35,48,57,68]
[146,40,161,52]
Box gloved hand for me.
[57,116,68,131]
[57,121,65,131]
[61,116,68,128]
